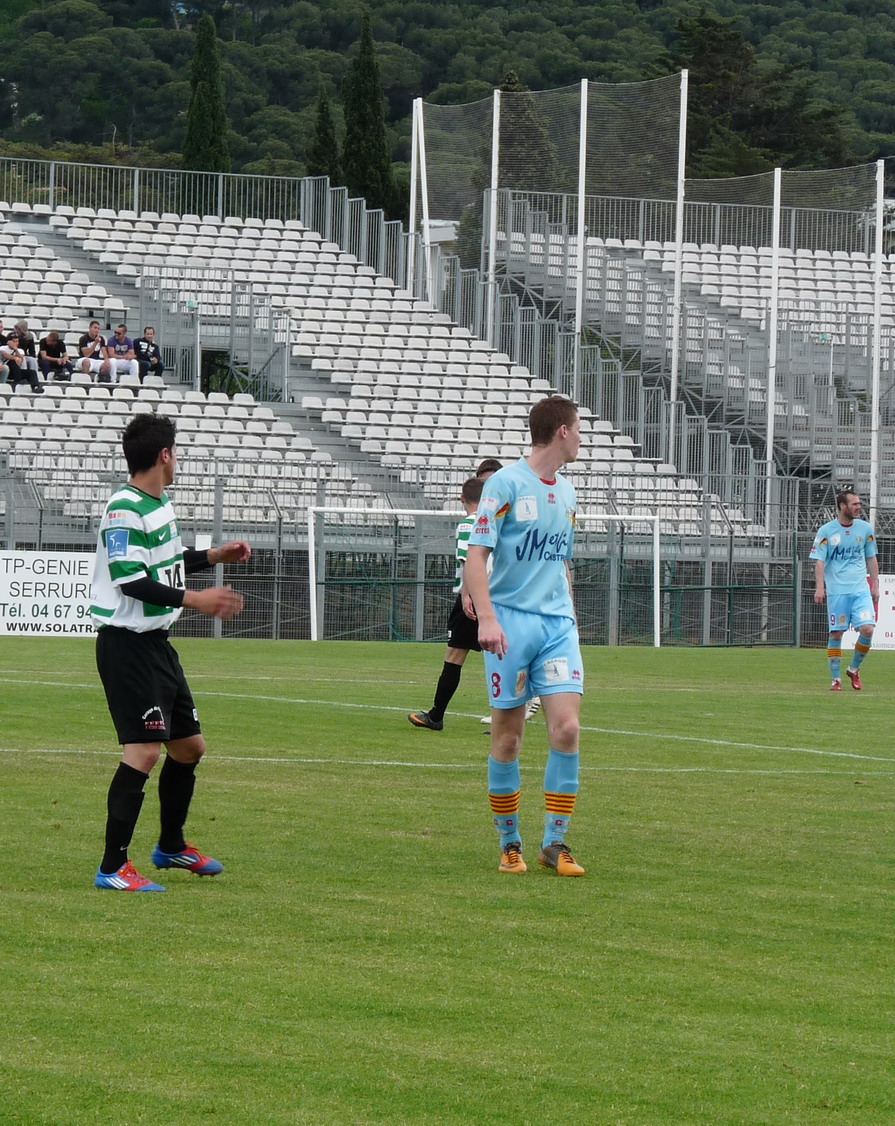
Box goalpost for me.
[307,507,661,645]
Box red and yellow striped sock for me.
[490,790,521,843]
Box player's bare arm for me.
[183,586,244,620]
[211,540,252,565]
[868,555,880,601]
[466,544,508,658]
[814,559,825,604]
[565,560,578,624]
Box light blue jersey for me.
[472,457,576,618]
[809,518,877,595]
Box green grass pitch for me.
[1,639,894,1126]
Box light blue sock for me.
[827,636,842,680]
[543,748,580,848]
[488,756,522,846]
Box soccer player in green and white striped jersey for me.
[408,474,487,732]
[92,413,252,892]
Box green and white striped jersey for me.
[90,483,185,632]
[453,514,475,594]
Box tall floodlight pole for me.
[870,158,884,525]
[667,70,688,464]
[417,100,434,306]
[408,97,420,297]
[765,167,782,534]
[485,89,501,347]
[572,78,589,404]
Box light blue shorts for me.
[483,605,584,710]
[828,590,875,631]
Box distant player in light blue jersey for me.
[809,490,878,691]
[465,396,585,877]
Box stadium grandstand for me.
[1,74,892,645]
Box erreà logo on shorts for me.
[142,705,166,732]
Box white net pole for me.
[668,70,688,460]
[765,167,782,534]
[417,103,433,305]
[653,516,661,649]
[307,507,319,641]
[870,159,884,525]
[485,90,501,346]
[407,98,420,291]
[573,79,588,402]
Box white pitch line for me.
[0,747,892,777]
[2,677,895,765]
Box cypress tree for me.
[306,85,342,184]
[342,14,394,214]
[457,71,559,267]
[182,13,231,173]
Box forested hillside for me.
[0,0,892,186]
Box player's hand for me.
[215,540,252,564]
[478,616,508,659]
[186,585,244,620]
[462,590,477,620]
[814,587,825,604]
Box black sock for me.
[100,762,149,874]
[430,662,463,722]
[157,755,198,854]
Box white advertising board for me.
[841,573,895,651]
[0,551,95,636]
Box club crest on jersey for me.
[516,496,537,521]
[830,534,841,546]
[107,529,129,559]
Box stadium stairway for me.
[0,207,767,538]
[12,217,138,329]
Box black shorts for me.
[446,594,481,651]
[96,627,201,745]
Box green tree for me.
[182,12,231,172]
[342,14,394,213]
[673,9,857,176]
[305,84,342,184]
[456,70,560,268]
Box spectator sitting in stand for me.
[0,321,7,383]
[134,326,165,384]
[79,320,116,382]
[1,333,44,393]
[38,331,74,381]
[13,320,42,384]
[106,324,140,381]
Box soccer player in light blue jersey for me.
[464,396,585,877]
[809,490,878,691]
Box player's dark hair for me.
[122,413,177,475]
[529,396,578,446]
[836,490,857,510]
[475,458,502,478]
[461,476,485,504]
